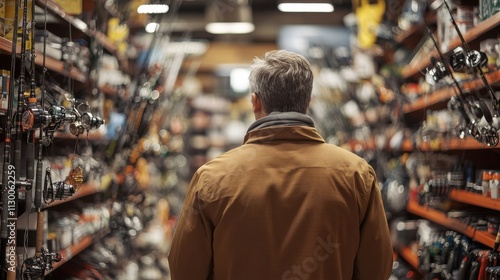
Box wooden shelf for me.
[413,136,500,151]
[0,37,87,82]
[35,0,89,33]
[54,130,104,141]
[0,36,14,52]
[407,199,497,249]
[45,228,110,275]
[403,69,500,114]
[402,12,500,78]
[394,245,420,271]
[395,13,436,45]
[449,189,500,211]
[342,134,500,152]
[42,182,100,208]
[34,51,87,83]
[395,23,424,44]
[36,0,118,55]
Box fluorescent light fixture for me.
[205,0,255,34]
[205,22,255,34]
[278,2,334,13]
[137,4,169,14]
[145,22,159,33]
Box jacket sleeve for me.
[352,167,393,280]
[168,172,214,280]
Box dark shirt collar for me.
[247,111,315,133]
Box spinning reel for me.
[21,248,62,280]
[43,166,84,204]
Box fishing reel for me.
[425,57,449,85]
[68,107,104,136]
[41,105,79,145]
[81,112,104,130]
[22,99,51,131]
[21,248,62,280]
[480,126,499,147]
[449,46,488,71]
[69,121,85,136]
[449,115,499,147]
[448,96,498,146]
[43,166,84,204]
[47,105,78,128]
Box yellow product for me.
[107,17,129,56]
[352,0,386,49]
[4,0,32,50]
[52,0,81,15]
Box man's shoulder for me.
[199,145,250,170]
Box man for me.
[168,50,393,280]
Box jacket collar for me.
[247,111,315,132]
[244,112,325,144]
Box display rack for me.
[0,0,124,277]
[391,3,500,277]
[401,12,500,78]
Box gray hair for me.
[248,50,313,114]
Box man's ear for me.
[251,93,262,114]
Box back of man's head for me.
[248,50,314,114]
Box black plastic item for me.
[490,217,500,236]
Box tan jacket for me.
[168,125,393,280]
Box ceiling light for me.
[205,0,255,34]
[137,4,169,14]
[205,22,255,34]
[277,1,334,13]
[145,22,159,33]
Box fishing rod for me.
[22,0,60,277]
[112,0,183,161]
[442,0,499,115]
[1,0,21,278]
[423,19,498,146]
[137,32,192,143]
[439,1,498,146]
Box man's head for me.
[248,50,314,119]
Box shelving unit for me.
[390,2,500,277]
[0,0,125,277]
